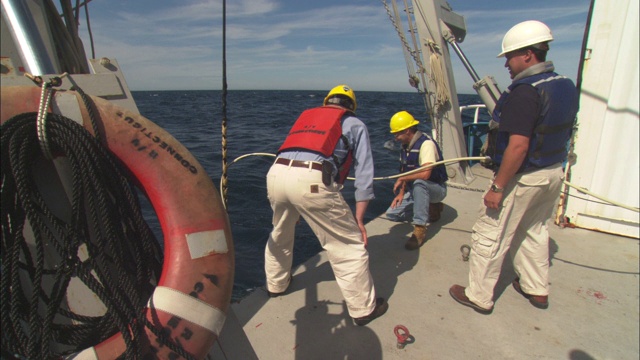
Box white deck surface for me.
[216,169,639,360]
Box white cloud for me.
[76,0,591,92]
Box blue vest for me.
[492,72,579,172]
[400,134,448,184]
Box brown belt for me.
[275,157,323,171]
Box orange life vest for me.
[278,106,353,183]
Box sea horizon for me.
[131,88,479,96]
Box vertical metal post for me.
[1,0,55,75]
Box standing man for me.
[385,111,448,250]
[449,20,579,313]
[264,84,388,326]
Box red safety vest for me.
[278,106,353,183]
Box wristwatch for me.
[490,183,504,193]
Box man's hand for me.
[393,178,405,193]
[357,221,368,247]
[486,133,528,210]
[390,193,404,209]
[355,201,369,247]
[484,190,503,209]
[391,179,406,209]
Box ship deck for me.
[214,166,639,360]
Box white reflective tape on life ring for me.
[148,286,226,335]
[64,347,98,360]
[186,229,228,259]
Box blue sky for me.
[77,0,591,93]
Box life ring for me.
[0,86,234,359]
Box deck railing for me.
[460,104,489,163]
[460,104,487,124]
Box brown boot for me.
[429,202,444,222]
[512,278,549,309]
[405,225,427,250]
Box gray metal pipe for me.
[2,0,55,75]
[448,40,481,83]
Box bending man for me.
[264,84,387,326]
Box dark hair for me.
[525,42,549,61]
[325,95,354,111]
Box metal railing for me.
[460,104,487,124]
[460,104,489,163]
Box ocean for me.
[132,90,485,301]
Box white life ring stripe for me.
[64,347,98,360]
[148,286,226,335]
[186,229,228,259]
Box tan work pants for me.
[264,163,376,318]
[466,164,563,309]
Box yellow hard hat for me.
[324,84,357,112]
[389,111,419,133]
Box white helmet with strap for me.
[497,20,553,57]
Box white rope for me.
[220,153,276,208]
[563,181,639,212]
[428,40,450,114]
[367,156,488,181]
[221,152,640,212]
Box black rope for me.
[0,109,167,359]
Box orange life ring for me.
[0,86,234,359]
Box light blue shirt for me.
[279,114,375,202]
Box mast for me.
[385,0,476,184]
[410,0,473,184]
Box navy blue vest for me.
[492,72,579,172]
[400,134,448,184]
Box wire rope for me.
[220,0,229,207]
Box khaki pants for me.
[466,164,563,309]
[265,163,376,318]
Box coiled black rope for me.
[0,103,167,359]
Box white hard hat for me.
[497,20,553,57]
